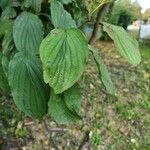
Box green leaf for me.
[40,28,88,94]
[2,29,14,56]
[63,84,81,113]
[13,11,44,54]
[89,45,116,96]
[85,0,111,14]
[50,0,76,29]
[48,84,81,124]
[2,29,15,77]
[0,20,13,36]
[2,56,9,77]
[22,0,42,13]
[59,0,73,4]
[102,22,141,66]
[10,0,21,7]
[1,7,16,19]
[0,53,10,92]
[0,0,20,8]
[8,52,49,119]
[0,0,9,10]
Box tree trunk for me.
[89,3,112,44]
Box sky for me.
[133,0,150,13]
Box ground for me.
[0,41,150,150]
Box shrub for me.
[107,0,142,29]
[0,0,141,124]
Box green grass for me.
[140,42,150,60]
[1,42,150,149]
[115,103,141,120]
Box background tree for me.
[107,0,142,29]
[143,8,150,21]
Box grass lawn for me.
[0,41,150,150]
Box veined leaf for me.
[2,29,15,78]
[85,0,112,14]
[1,7,16,19]
[22,0,42,13]
[48,84,81,124]
[63,84,81,113]
[0,0,20,8]
[2,29,14,56]
[13,11,44,54]
[8,52,49,119]
[103,22,141,66]
[51,0,76,29]
[0,0,9,10]
[11,0,21,7]
[0,20,13,35]
[60,0,73,4]
[40,28,88,94]
[89,45,116,95]
[2,56,9,77]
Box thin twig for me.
[24,121,34,126]
[43,120,59,150]
[79,20,92,29]
[48,128,68,132]
[79,132,91,150]
[89,3,111,44]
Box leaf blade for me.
[40,28,89,94]
[13,11,44,54]
[48,84,81,124]
[60,0,73,4]
[8,52,49,119]
[1,6,16,19]
[85,0,112,14]
[50,0,76,29]
[102,22,141,66]
[0,20,13,36]
[89,45,116,96]
[0,53,10,92]
[22,0,42,13]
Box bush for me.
[107,0,141,29]
[0,0,141,124]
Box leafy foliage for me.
[89,45,116,95]
[22,0,42,13]
[60,0,73,5]
[107,0,141,29]
[0,54,10,92]
[40,28,88,94]
[1,7,16,19]
[85,0,112,14]
[143,8,150,20]
[0,19,13,36]
[51,0,76,29]
[0,0,141,123]
[0,0,10,10]
[13,11,44,54]
[2,29,14,56]
[103,22,141,65]
[8,52,49,119]
[48,84,81,124]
